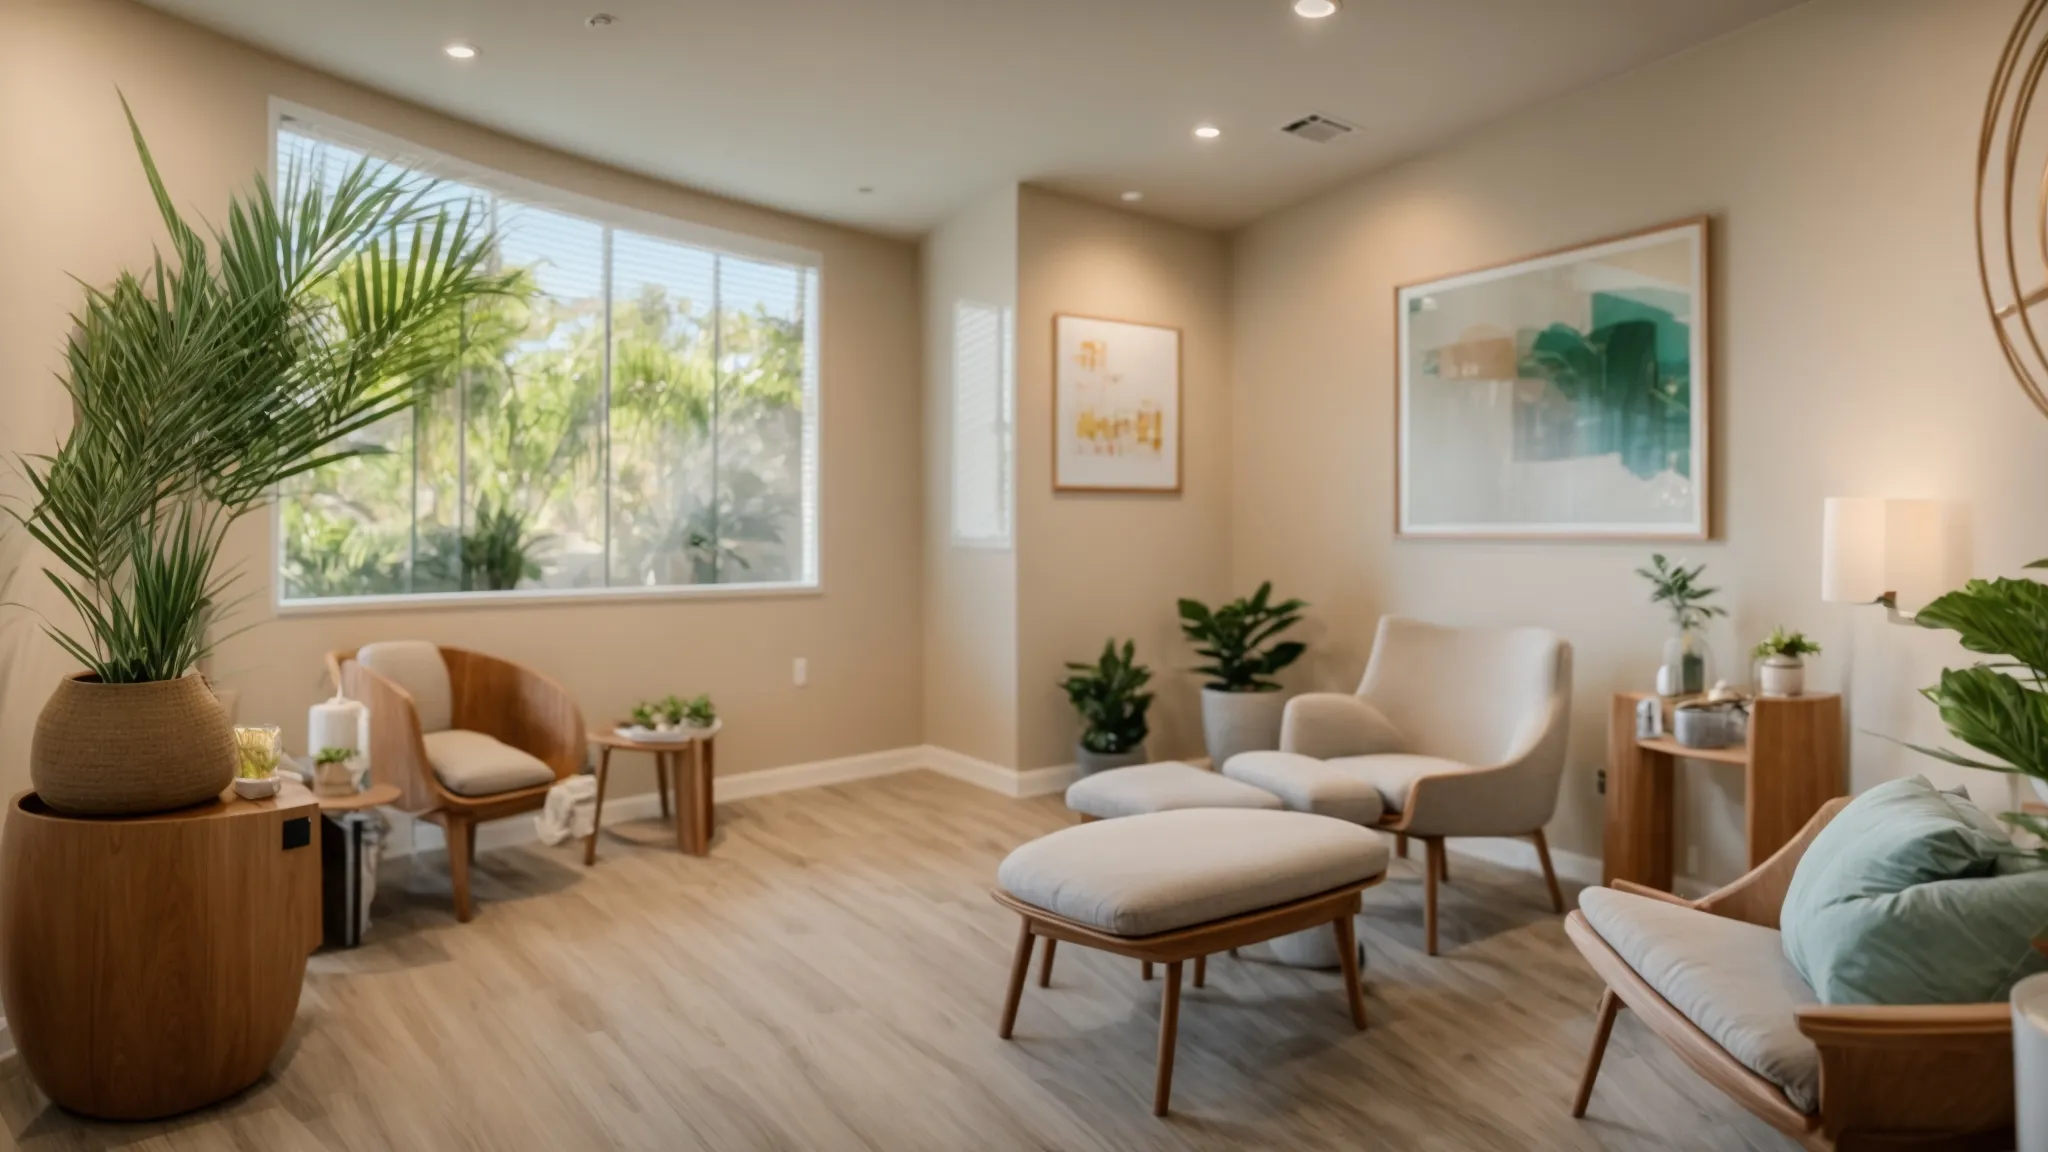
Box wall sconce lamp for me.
[1821,498,1943,623]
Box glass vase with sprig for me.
[1637,555,1728,697]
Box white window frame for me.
[949,300,1015,549]
[266,99,825,614]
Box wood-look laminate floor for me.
[0,770,1796,1151]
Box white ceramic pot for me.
[1758,655,1805,698]
[231,774,281,800]
[1200,687,1289,771]
[2015,972,2048,1152]
[1075,743,1149,777]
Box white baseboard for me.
[915,746,1075,798]
[1445,836,1711,901]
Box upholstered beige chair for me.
[328,642,585,922]
[1267,616,1573,954]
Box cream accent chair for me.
[1278,616,1573,954]
[328,642,585,922]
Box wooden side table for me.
[315,782,400,949]
[0,783,322,1119]
[585,726,718,863]
[1604,692,1845,891]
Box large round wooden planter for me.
[0,785,321,1119]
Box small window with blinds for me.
[271,107,822,605]
[951,301,1014,547]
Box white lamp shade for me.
[1821,498,1944,611]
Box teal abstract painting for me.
[1397,218,1709,539]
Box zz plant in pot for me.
[5,101,506,816]
[1061,639,1154,775]
[1177,582,1307,769]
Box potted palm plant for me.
[1061,639,1154,775]
[1751,627,1822,697]
[1178,582,1307,769]
[7,101,505,816]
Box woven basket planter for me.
[30,672,236,816]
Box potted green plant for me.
[311,746,362,796]
[1177,582,1307,769]
[1751,627,1822,698]
[683,694,717,730]
[657,695,686,731]
[231,726,283,800]
[1061,639,1154,775]
[1902,563,2048,825]
[6,103,504,816]
[1637,555,1728,696]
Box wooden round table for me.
[585,725,719,864]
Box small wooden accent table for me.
[315,782,401,949]
[585,726,718,863]
[0,783,322,1119]
[1604,692,1845,891]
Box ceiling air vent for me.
[1278,113,1357,144]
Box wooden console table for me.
[1604,692,1845,891]
[0,783,321,1119]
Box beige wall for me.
[1231,0,2039,881]
[1016,187,1233,769]
[0,0,924,797]
[921,186,1020,766]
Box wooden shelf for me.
[1635,737,1748,766]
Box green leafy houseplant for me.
[1638,554,1727,695]
[1752,627,1822,661]
[4,100,506,816]
[459,497,546,592]
[1900,564,2048,846]
[1062,639,1154,756]
[314,747,355,767]
[1176,582,1308,693]
[683,694,717,728]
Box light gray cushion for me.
[1580,887,1820,1114]
[1065,761,1282,820]
[422,729,556,797]
[1323,753,1476,814]
[998,809,1391,937]
[359,640,454,734]
[1224,751,1386,825]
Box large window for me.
[950,301,1014,547]
[273,110,820,606]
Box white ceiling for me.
[139,0,1807,236]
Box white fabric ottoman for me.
[1223,751,1386,825]
[993,808,1390,1115]
[1065,761,1282,821]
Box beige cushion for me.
[1279,694,1407,761]
[997,809,1390,937]
[1580,887,1820,1114]
[1323,753,1476,814]
[1223,751,1385,825]
[358,640,453,734]
[1065,761,1282,820]
[422,729,556,797]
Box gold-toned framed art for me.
[1394,216,1712,541]
[1052,313,1183,494]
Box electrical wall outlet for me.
[793,657,808,687]
[1596,768,1607,796]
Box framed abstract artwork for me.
[1396,216,1711,539]
[1053,313,1181,493]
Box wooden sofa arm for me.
[443,648,586,778]
[1611,880,1694,907]
[1797,1003,2013,1148]
[1694,796,1853,929]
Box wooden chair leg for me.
[1038,938,1057,988]
[1437,841,1450,884]
[446,817,475,923]
[1396,833,1409,859]
[1142,960,1154,981]
[656,751,672,821]
[585,746,610,867]
[999,919,1034,1039]
[1334,913,1367,1029]
[1424,838,1443,955]
[1573,989,1623,1117]
[1534,828,1565,913]
[1193,954,1207,988]
[1153,960,1184,1117]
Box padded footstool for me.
[1223,751,1386,825]
[993,808,1390,1116]
[1065,761,1282,822]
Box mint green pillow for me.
[1781,775,2048,1005]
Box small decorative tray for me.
[614,725,702,743]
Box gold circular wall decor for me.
[1980,0,2048,418]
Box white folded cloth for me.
[534,774,598,846]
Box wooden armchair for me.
[1568,797,2014,1150]
[328,644,585,922]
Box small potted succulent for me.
[232,726,283,800]
[311,746,362,796]
[1062,639,1155,775]
[657,695,687,732]
[1752,627,1822,698]
[682,694,717,730]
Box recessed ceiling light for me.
[1294,0,1339,17]
[1120,191,1144,202]
[1193,124,1221,140]
[444,42,478,59]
